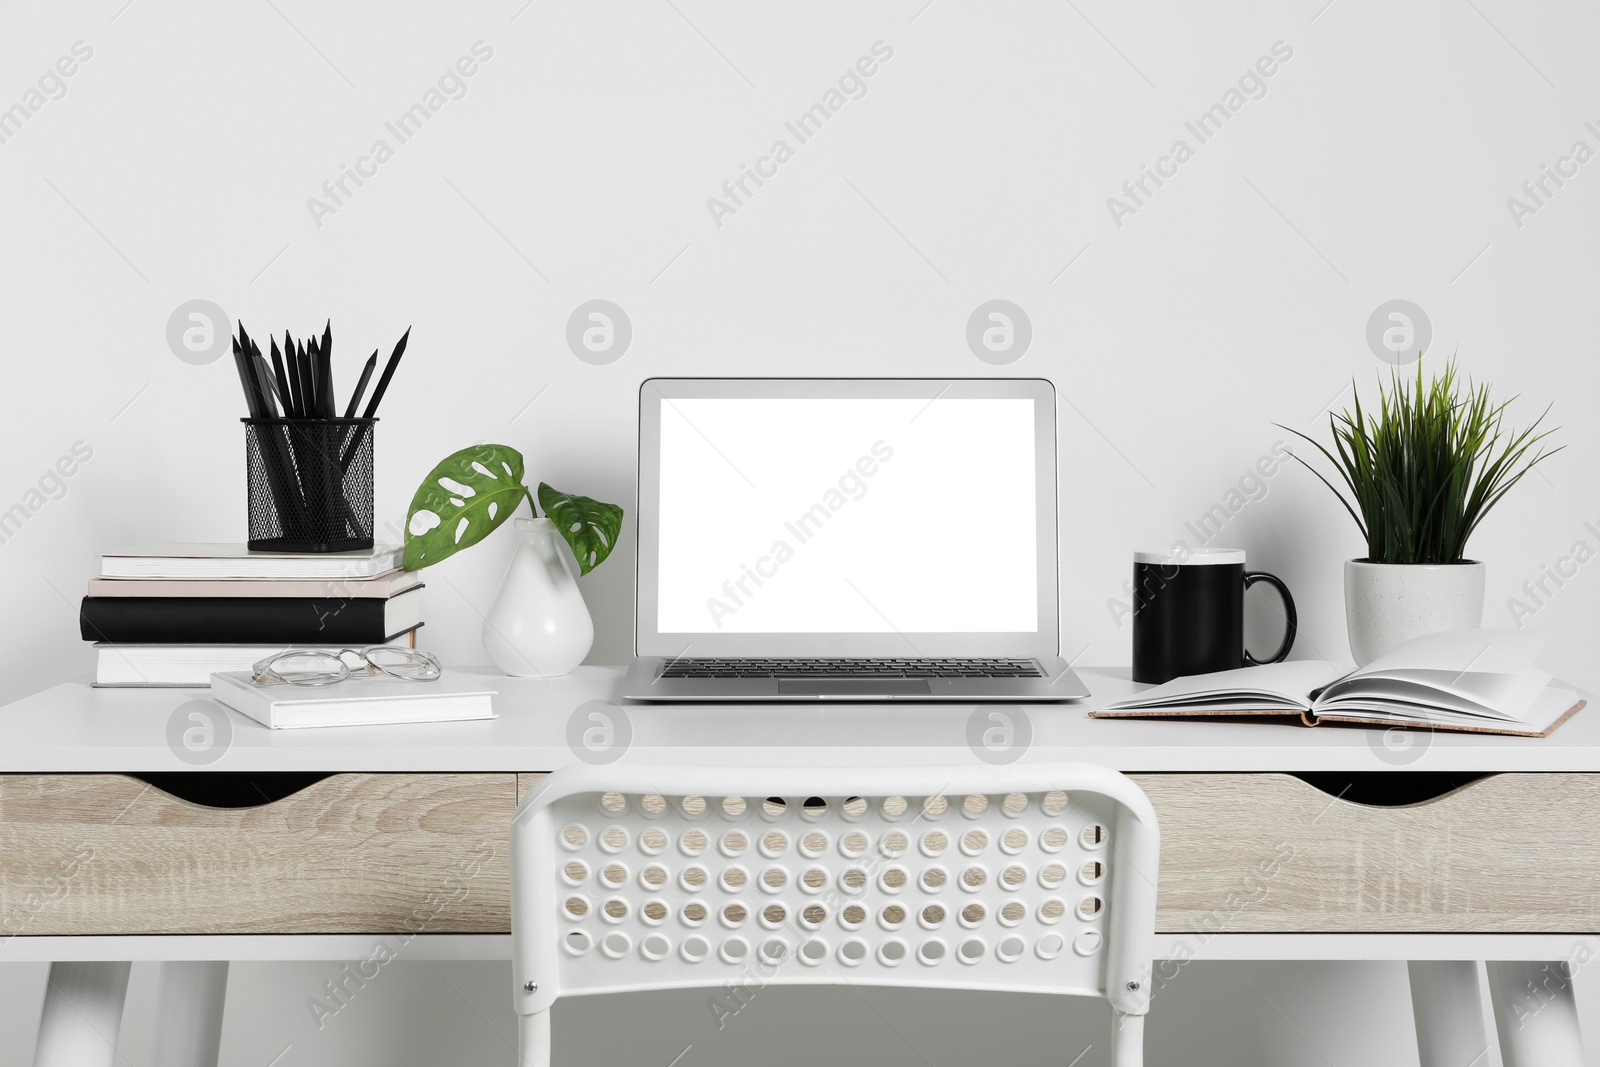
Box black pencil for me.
[362,327,410,418]
[344,350,378,418]
[269,337,296,418]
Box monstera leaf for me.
[538,483,623,575]
[403,444,530,570]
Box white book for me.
[99,543,402,580]
[209,670,497,730]
[94,644,346,688]
[1094,629,1585,738]
[87,569,422,599]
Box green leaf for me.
[537,483,623,576]
[403,444,530,570]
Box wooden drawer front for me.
[1133,772,1600,933]
[0,773,515,935]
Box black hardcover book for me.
[79,586,423,644]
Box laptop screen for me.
[637,381,1057,657]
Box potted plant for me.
[1280,361,1559,665]
[402,444,623,677]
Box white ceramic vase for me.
[1344,559,1486,666]
[483,517,595,677]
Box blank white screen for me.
[655,397,1037,634]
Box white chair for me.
[511,764,1160,1066]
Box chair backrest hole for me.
[922,795,948,817]
[722,795,747,817]
[762,797,787,818]
[1042,790,1069,815]
[962,794,988,816]
[882,795,907,818]
[600,792,627,815]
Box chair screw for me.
[1126,981,1140,991]
[524,981,538,993]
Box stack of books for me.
[79,543,424,687]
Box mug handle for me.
[1242,571,1297,665]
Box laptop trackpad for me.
[777,679,932,696]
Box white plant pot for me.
[483,517,595,677]
[1344,559,1486,666]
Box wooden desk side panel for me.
[1133,772,1600,934]
[0,773,516,936]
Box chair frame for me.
[512,763,1159,1066]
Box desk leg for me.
[1407,961,1492,1067]
[32,961,132,1067]
[1487,960,1586,1066]
[153,961,229,1067]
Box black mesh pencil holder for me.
[244,418,376,553]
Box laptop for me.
[620,378,1088,702]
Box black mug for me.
[1131,549,1297,685]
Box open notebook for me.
[1093,630,1585,737]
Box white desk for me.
[1,666,1593,1067]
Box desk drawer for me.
[1133,772,1600,933]
[0,773,514,935]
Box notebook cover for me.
[79,587,422,644]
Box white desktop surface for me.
[0,665,1593,774]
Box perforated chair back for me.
[511,763,1159,1066]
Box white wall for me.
[1,0,1597,1063]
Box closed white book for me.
[94,644,345,688]
[209,670,497,729]
[99,543,402,580]
[87,569,422,599]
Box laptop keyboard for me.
[659,658,1044,679]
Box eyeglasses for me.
[251,646,443,687]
